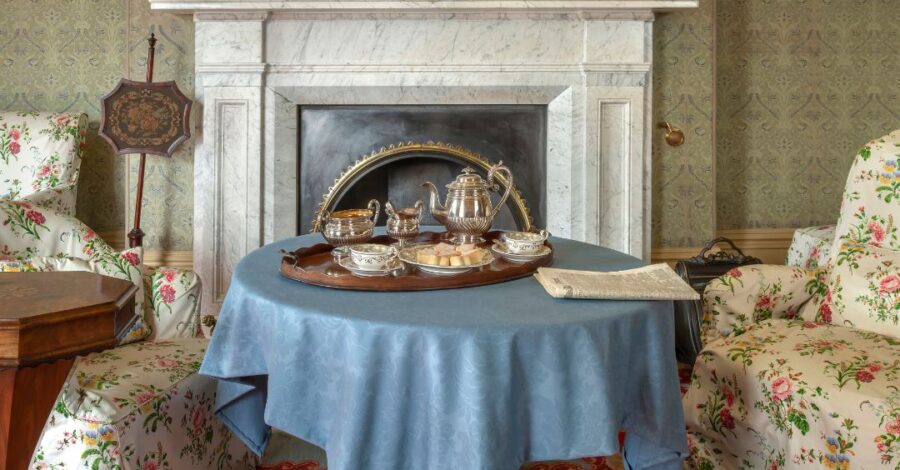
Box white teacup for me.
[349,243,398,271]
[501,230,549,254]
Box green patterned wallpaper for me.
[652,0,716,247]
[716,0,900,230]
[0,0,194,250]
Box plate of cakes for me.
[398,242,494,275]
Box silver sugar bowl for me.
[385,200,424,247]
[317,199,380,258]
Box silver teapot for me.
[422,162,513,244]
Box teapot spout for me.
[422,181,448,224]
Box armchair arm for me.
[0,199,115,260]
[702,265,820,342]
[785,224,836,269]
[145,267,202,340]
[19,185,77,217]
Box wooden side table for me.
[0,272,137,470]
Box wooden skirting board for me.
[651,228,797,265]
[99,227,799,271]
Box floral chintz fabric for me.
[145,266,202,340]
[786,224,835,269]
[825,244,900,337]
[686,320,900,470]
[30,339,257,470]
[685,129,900,469]
[0,112,86,217]
[701,264,817,342]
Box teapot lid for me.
[446,167,489,190]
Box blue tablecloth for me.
[200,233,688,470]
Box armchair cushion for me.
[684,319,900,469]
[30,339,257,469]
[786,224,835,269]
[702,265,819,341]
[0,112,86,216]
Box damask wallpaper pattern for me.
[0,0,194,250]
[652,0,716,247]
[715,0,900,230]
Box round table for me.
[200,233,687,470]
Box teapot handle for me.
[367,199,381,225]
[414,200,425,222]
[487,162,513,219]
[384,200,396,218]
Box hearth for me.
[298,105,546,233]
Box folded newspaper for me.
[534,264,700,300]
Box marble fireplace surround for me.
[151,0,698,314]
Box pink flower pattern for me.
[879,274,900,294]
[121,251,140,266]
[770,376,793,401]
[159,284,176,304]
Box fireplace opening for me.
[298,105,547,233]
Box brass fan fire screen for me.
[310,141,534,233]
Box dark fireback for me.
[298,105,547,233]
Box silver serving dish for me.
[398,245,495,275]
[422,162,513,244]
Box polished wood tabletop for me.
[0,271,137,470]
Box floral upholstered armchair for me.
[0,112,85,217]
[0,112,256,468]
[683,130,900,469]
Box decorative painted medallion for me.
[99,79,192,157]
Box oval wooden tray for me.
[280,231,553,291]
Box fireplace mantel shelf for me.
[151,0,697,12]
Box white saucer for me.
[338,256,404,277]
[490,242,551,263]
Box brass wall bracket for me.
[658,122,685,147]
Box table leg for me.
[0,359,74,470]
